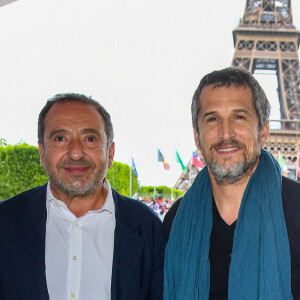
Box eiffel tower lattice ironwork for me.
[232,0,300,120]
[174,0,300,192]
[232,0,300,179]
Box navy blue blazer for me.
[0,184,165,300]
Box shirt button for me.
[71,292,76,297]
[73,256,77,261]
[74,222,79,227]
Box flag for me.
[278,151,286,168]
[132,158,138,177]
[297,151,300,180]
[175,151,187,173]
[278,151,288,177]
[192,151,205,168]
[158,149,170,170]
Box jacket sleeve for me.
[148,217,166,300]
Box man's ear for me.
[38,142,45,167]
[260,121,270,146]
[108,142,115,169]
[193,128,201,150]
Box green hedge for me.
[0,144,48,200]
[138,185,183,199]
[106,161,139,197]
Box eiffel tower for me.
[175,0,300,191]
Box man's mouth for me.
[217,147,240,153]
[64,167,89,174]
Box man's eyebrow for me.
[47,128,102,139]
[202,111,218,119]
[201,109,252,119]
[232,109,252,116]
[48,129,69,139]
[80,128,101,136]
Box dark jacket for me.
[163,176,300,299]
[0,184,165,300]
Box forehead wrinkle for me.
[46,112,103,130]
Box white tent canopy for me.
[0,0,17,8]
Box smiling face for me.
[194,84,269,185]
[39,102,115,198]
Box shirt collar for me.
[46,178,115,221]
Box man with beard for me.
[163,68,300,299]
[0,93,165,300]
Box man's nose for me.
[67,139,84,160]
[218,120,236,140]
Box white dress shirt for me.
[45,179,115,300]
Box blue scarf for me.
[164,149,293,299]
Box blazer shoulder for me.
[282,176,300,220]
[0,185,47,220]
[0,184,46,205]
[282,177,300,211]
[163,198,182,241]
[282,176,300,197]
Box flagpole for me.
[129,165,132,198]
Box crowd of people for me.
[138,197,175,220]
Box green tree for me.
[0,138,7,147]
[106,161,139,197]
[0,143,48,200]
[138,185,183,200]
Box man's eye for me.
[55,136,65,142]
[86,136,96,142]
[207,117,217,122]
[236,115,245,120]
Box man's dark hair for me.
[38,93,114,147]
[191,67,271,133]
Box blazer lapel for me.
[111,191,145,300]
[18,185,49,299]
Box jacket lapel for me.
[111,190,145,300]
[18,185,49,299]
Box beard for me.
[43,157,106,198]
[201,138,261,185]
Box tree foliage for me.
[106,161,139,197]
[0,138,7,147]
[138,185,183,199]
[0,143,48,200]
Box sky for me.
[0,0,300,187]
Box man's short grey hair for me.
[191,67,271,133]
[38,93,114,147]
